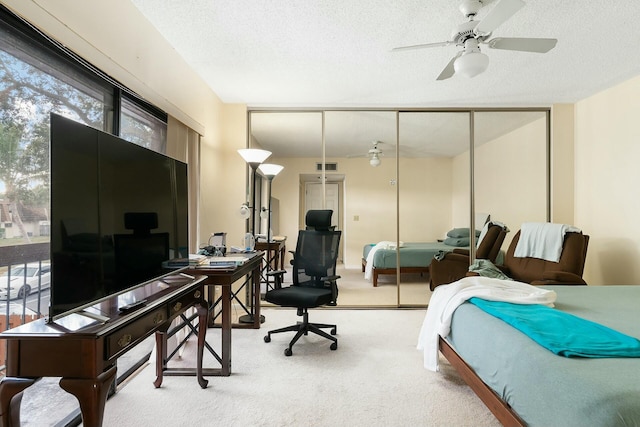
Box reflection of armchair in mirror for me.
[113,212,169,289]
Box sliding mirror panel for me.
[324,110,398,306]
[249,111,323,268]
[398,111,471,306]
[473,110,549,251]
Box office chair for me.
[266,209,335,290]
[263,228,341,356]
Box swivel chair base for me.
[264,308,337,356]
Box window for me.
[120,95,167,152]
[0,7,170,424]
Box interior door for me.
[305,182,339,228]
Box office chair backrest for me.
[293,229,341,287]
[305,209,334,231]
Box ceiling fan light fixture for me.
[454,50,489,78]
[369,153,381,167]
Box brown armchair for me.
[429,222,508,290]
[430,227,590,291]
[497,229,589,286]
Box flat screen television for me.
[49,113,189,320]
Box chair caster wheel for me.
[331,327,337,335]
[284,348,293,356]
[264,335,271,343]
[330,342,338,351]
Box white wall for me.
[574,75,640,285]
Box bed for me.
[361,241,454,287]
[435,285,640,426]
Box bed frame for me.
[438,337,525,427]
[361,258,430,287]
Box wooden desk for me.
[255,239,287,270]
[255,240,287,293]
[0,273,208,427]
[185,251,263,329]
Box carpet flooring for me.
[101,308,500,427]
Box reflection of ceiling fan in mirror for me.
[392,0,558,80]
[347,140,386,167]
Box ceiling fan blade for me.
[474,0,525,35]
[436,52,462,81]
[487,37,558,53]
[392,41,453,52]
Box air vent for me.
[316,162,338,171]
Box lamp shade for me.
[238,148,272,165]
[258,163,284,178]
[454,51,489,78]
[369,153,381,167]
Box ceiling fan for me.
[392,0,558,80]
[347,141,385,167]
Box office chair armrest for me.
[267,269,286,276]
[321,274,340,306]
[267,269,287,289]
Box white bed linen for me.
[364,241,402,280]
[416,276,556,371]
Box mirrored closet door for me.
[398,111,471,306]
[248,108,550,308]
[473,110,549,250]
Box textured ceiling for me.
[131,0,640,108]
[130,0,640,159]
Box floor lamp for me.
[237,148,271,324]
[258,164,284,293]
[258,163,284,243]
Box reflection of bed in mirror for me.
[362,241,454,287]
[362,217,493,287]
[435,285,640,426]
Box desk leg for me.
[59,366,116,427]
[196,300,209,388]
[221,284,231,375]
[252,264,261,328]
[0,377,35,427]
[153,328,168,388]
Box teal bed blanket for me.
[468,297,640,358]
[363,242,453,268]
[447,285,640,427]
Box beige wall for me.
[451,116,548,249]
[574,75,640,285]
[475,117,548,248]
[3,0,248,250]
[551,104,575,225]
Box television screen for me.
[49,113,188,319]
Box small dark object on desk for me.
[118,299,147,314]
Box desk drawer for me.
[106,307,167,360]
[168,287,203,318]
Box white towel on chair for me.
[514,222,581,262]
